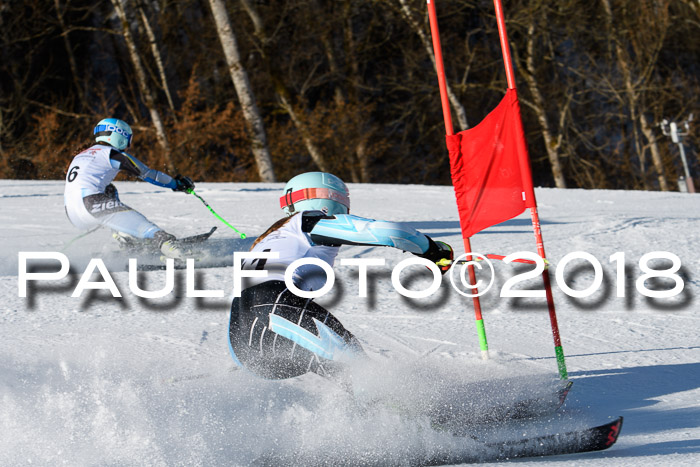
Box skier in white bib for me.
[228,172,454,379]
[64,118,194,258]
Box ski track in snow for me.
[1,180,699,466]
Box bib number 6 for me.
[67,166,79,182]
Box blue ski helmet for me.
[94,118,132,150]
[280,172,350,216]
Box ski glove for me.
[173,175,195,192]
[104,183,119,199]
[417,237,454,274]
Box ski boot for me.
[159,238,190,260]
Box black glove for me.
[417,237,454,274]
[104,183,119,199]
[173,175,195,193]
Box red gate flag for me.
[446,88,536,238]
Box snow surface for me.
[1,180,699,466]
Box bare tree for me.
[303,0,378,182]
[600,0,669,190]
[396,0,469,131]
[679,0,700,18]
[514,14,569,188]
[1,0,697,189]
[53,0,86,109]
[208,0,276,182]
[135,0,177,118]
[239,0,330,174]
[111,0,175,172]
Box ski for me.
[494,416,623,458]
[129,227,221,270]
[252,417,623,466]
[176,226,217,244]
[115,226,217,255]
[494,379,573,422]
[482,379,573,424]
[426,416,623,465]
[429,379,574,432]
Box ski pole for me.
[187,189,246,239]
[62,226,101,252]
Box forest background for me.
[1,0,698,190]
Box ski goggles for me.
[94,124,133,146]
[280,187,350,213]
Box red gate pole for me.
[493,0,568,379]
[427,0,489,359]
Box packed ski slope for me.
[1,179,699,466]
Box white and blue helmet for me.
[280,172,350,216]
[94,118,132,150]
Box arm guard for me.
[308,213,431,254]
[110,151,177,189]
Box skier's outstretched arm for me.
[303,211,453,270]
[109,151,193,192]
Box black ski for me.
[483,379,574,424]
[133,227,218,270]
[495,379,574,422]
[116,227,217,254]
[426,416,623,465]
[430,379,574,432]
[252,417,623,466]
[176,226,217,244]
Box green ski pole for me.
[187,189,246,239]
[62,226,101,252]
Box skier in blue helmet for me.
[64,118,195,258]
[228,172,454,379]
